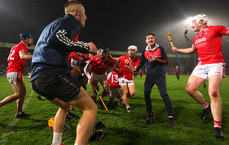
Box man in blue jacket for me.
[137,33,175,126]
[30,1,97,145]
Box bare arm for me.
[84,63,92,79]
[225,30,229,35]
[107,72,112,80]
[19,49,32,60]
[172,44,196,54]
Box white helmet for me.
[127,45,138,52]
[193,14,208,25]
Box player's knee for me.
[123,90,129,95]
[129,92,135,96]
[209,91,219,99]
[185,86,194,95]
[14,93,23,100]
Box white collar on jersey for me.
[145,43,159,51]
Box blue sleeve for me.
[155,47,168,65]
[48,17,89,54]
[137,51,147,71]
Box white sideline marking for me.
[0,91,34,144]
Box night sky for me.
[0,0,229,56]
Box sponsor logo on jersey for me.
[195,37,206,45]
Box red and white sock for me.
[125,104,130,108]
[214,120,222,129]
[69,105,73,110]
[201,101,210,109]
[0,102,2,107]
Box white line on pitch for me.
[0,91,34,145]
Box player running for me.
[172,14,229,138]
[84,48,115,104]
[0,33,33,118]
[114,45,140,113]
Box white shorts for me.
[91,73,107,82]
[110,87,123,98]
[119,77,134,86]
[191,63,226,80]
[6,72,24,85]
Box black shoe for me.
[146,113,155,124]
[126,107,133,113]
[169,118,176,126]
[16,112,31,118]
[214,128,224,139]
[203,82,206,88]
[201,107,211,120]
[67,110,80,120]
[36,95,42,100]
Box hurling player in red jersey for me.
[0,33,33,118]
[114,45,140,113]
[84,48,115,103]
[172,14,229,138]
[107,62,123,107]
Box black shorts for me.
[31,74,81,102]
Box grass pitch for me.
[0,75,228,145]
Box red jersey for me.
[89,54,115,75]
[193,25,228,65]
[7,42,28,73]
[109,70,121,88]
[68,52,82,66]
[118,55,140,80]
[144,48,162,59]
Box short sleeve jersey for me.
[109,70,121,88]
[118,55,140,80]
[7,42,28,73]
[193,25,228,65]
[89,54,115,75]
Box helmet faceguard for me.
[128,45,138,58]
[97,48,109,60]
[193,14,208,25]
[127,45,138,52]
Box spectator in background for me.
[0,33,33,118]
[173,66,182,80]
[139,69,143,78]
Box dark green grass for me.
[0,75,228,145]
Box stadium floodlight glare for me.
[185,17,194,28]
